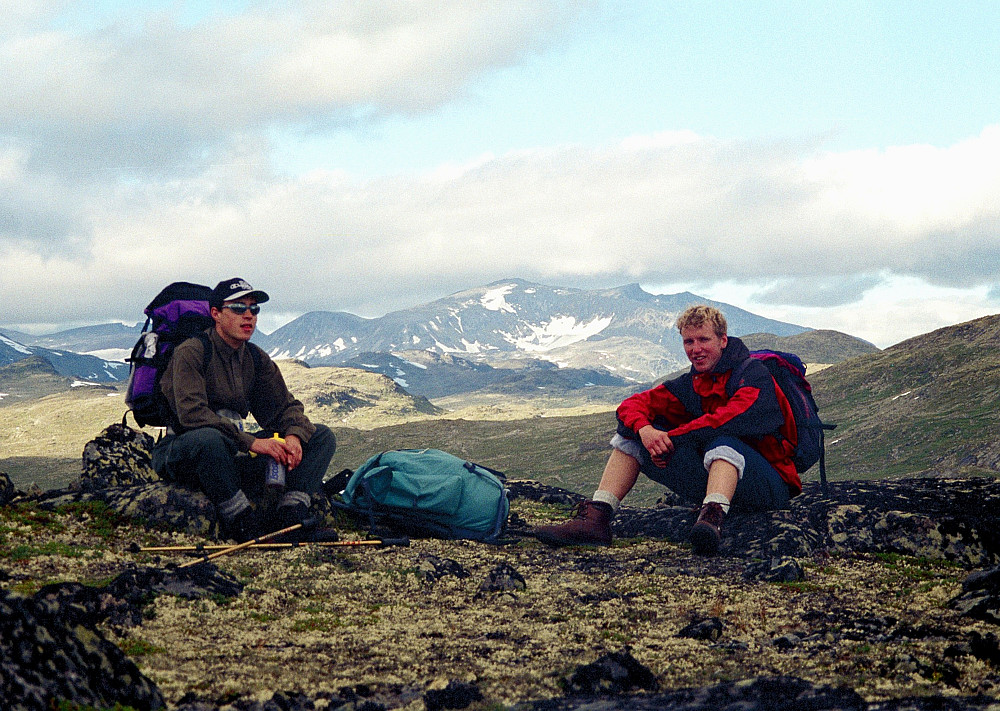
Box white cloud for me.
[0,1,588,175]
[4,124,1000,345]
[738,277,999,349]
[1,2,998,350]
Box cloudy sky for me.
[3,1,999,348]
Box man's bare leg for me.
[704,459,738,505]
[592,448,641,507]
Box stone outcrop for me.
[0,586,166,710]
[605,476,1000,567]
[0,556,244,709]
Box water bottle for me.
[265,434,286,490]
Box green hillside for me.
[742,329,879,364]
[326,412,670,506]
[812,313,1000,479]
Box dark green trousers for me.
[152,425,336,513]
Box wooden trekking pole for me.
[134,538,409,553]
[177,521,307,569]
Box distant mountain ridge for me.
[1,279,875,396]
[257,279,815,379]
[742,329,879,364]
[0,333,126,385]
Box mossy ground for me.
[1,497,998,709]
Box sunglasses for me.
[221,303,261,315]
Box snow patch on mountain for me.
[508,315,613,352]
[86,348,130,362]
[272,338,349,360]
[2,334,32,355]
[433,337,492,354]
[481,285,517,314]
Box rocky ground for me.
[2,425,1000,710]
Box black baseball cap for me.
[210,278,270,308]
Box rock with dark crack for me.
[0,587,166,710]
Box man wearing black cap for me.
[152,278,337,542]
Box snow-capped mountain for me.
[0,332,127,383]
[0,279,816,389]
[255,279,808,381]
[8,322,143,363]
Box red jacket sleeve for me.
[616,384,691,434]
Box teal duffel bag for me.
[337,448,510,542]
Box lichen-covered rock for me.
[0,588,165,710]
[424,679,484,711]
[527,675,1000,710]
[507,479,585,506]
[35,562,242,627]
[417,554,471,582]
[744,556,805,583]
[563,650,659,696]
[606,477,1000,567]
[950,566,1000,625]
[478,561,527,594]
[38,481,221,537]
[62,425,343,539]
[761,513,825,558]
[677,617,723,641]
[81,422,158,490]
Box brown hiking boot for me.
[690,502,725,556]
[534,500,614,547]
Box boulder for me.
[0,587,165,710]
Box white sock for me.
[592,489,621,513]
[703,493,731,515]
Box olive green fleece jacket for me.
[160,328,316,452]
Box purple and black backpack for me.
[733,349,838,492]
[124,282,214,428]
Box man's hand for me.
[249,434,304,470]
[639,425,674,467]
[283,434,303,470]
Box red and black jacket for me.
[616,336,800,495]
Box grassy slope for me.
[811,314,1000,480]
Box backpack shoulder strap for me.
[194,331,213,373]
[245,341,266,382]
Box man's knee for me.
[305,424,336,460]
[703,437,746,481]
[181,427,231,454]
[606,446,641,474]
[609,433,644,462]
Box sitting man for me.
[534,305,799,555]
[152,277,337,542]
